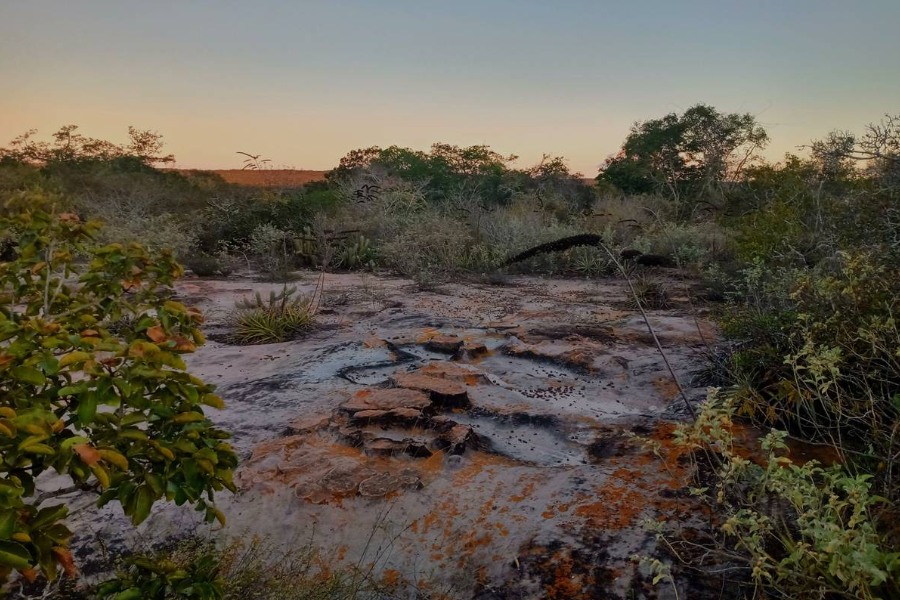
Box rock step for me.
[341,388,432,413]
[390,372,470,408]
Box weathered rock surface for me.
[424,334,465,353]
[390,372,470,408]
[349,407,424,424]
[63,272,724,600]
[358,472,402,498]
[341,388,431,414]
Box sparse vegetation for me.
[230,286,315,345]
[2,107,898,598]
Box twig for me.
[598,242,697,420]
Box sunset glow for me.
[2,1,898,174]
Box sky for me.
[1,1,898,175]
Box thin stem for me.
[598,242,697,420]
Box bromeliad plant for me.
[0,191,237,584]
[231,285,313,345]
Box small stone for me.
[434,424,479,454]
[447,424,474,446]
[417,362,488,384]
[461,341,489,358]
[350,407,424,425]
[428,415,457,432]
[397,468,423,489]
[365,438,408,456]
[389,407,425,420]
[351,409,389,421]
[286,414,331,434]
[321,467,374,495]
[425,335,464,353]
[358,472,402,498]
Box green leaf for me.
[22,443,55,455]
[57,383,87,397]
[32,504,68,529]
[60,435,90,451]
[10,366,44,386]
[77,394,98,425]
[145,474,165,497]
[42,523,73,544]
[114,588,144,600]
[0,510,17,539]
[38,355,59,377]
[131,485,154,526]
[59,351,91,368]
[17,434,49,452]
[118,429,148,441]
[172,412,205,424]
[0,540,33,570]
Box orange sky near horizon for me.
[2,1,898,175]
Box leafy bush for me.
[378,210,472,281]
[96,545,224,600]
[669,395,900,599]
[633,221,727,268]
[181,254,222,277]
[724,252,899,447]
[248,223,296,280]
[333,235,377,271]
[0,191,236,584]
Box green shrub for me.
[0,191,236,584]
[669,395,900,599]
[732,199,811,264]
[333,235,376,271]
[96,543,224,600]
[248,224,296,280]
[724,252,900,446]
[378,210,471,280]
[183,254,223,277]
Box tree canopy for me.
[326,143,519,204]
[597,104,769,203]
[0,125,174,167]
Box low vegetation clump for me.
[92,537,405,600]
[230,286,315,345]
[664,395,900,599]
[629,274,671,310]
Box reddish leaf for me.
[51,547,77,578]
[146,325,167,343]
[73,444,101,466]
[172,336,196,353]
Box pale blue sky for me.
[1,1,898,173]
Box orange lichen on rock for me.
[542,551,595,600]
[572,484,646,530]
[509,480,537,503]
[651,376,681,401]
[452,452,516,485]
[417,362,488,384]
[341,388,431,413]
